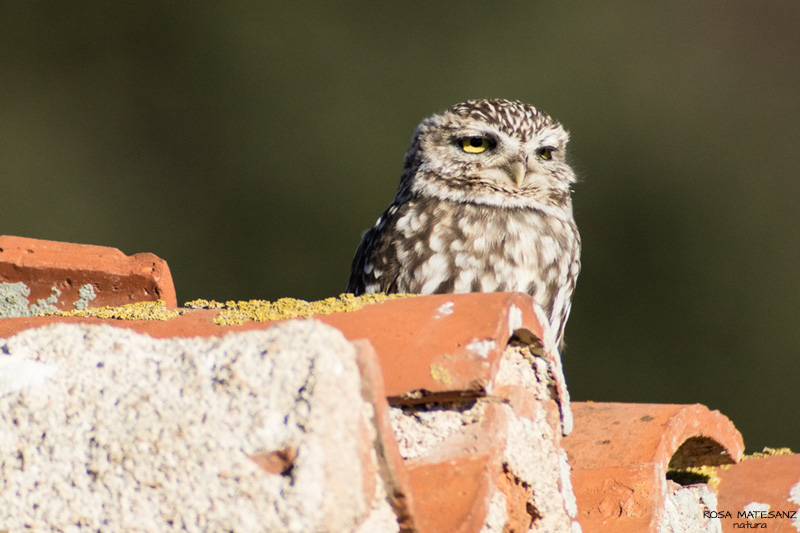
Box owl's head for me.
[401,99,576,211]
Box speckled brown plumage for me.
[347,99,581,348]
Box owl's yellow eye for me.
[536,147,554,160]
[460,136,492,154]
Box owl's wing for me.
[346,229,379,295]
[346,205,404,295]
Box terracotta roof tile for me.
[351,339,417,532]
[564,402,745,532]
[404,402,508,533]
[0,235,176,311]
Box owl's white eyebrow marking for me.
[457,125,513,144]
[534,129,567,149]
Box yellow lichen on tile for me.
[185,293,412,326]
[429,363,454,385]
[184,299,226,310]
[741,446,794,460]
[42,300,186,321]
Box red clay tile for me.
[407,453,496,533]
[498,462,536,532]
[0,310,214,339]
[0,235,176,310]
[0,295,545,389]
[321,293,573,437]
[716,453,800,532]
[564,402,744,533]
[322,293,544,400]
[493,382,562,427]
[352,339,418,532]
[405,402,508,533]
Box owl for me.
[347,99,580,348]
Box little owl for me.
[347,99,580,348]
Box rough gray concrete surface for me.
[0,321,394,532]
[389,401,487,461]
[479,490,509,533]
[659,481,722,533]
[495,344,580,533]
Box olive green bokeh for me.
[2,2,799,451]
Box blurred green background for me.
[2,3,799,451]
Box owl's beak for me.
[506,159,527,187]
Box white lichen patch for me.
[789,478,800,530]
[508,305,523,336]
[0,282,61,317]
[435,301,455,317]
[742,502,770,515]
[0,282,31,317]
[73,284,97,310]
[560,450,578,519]
[466,339,496,359]
[790,478,800,504]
